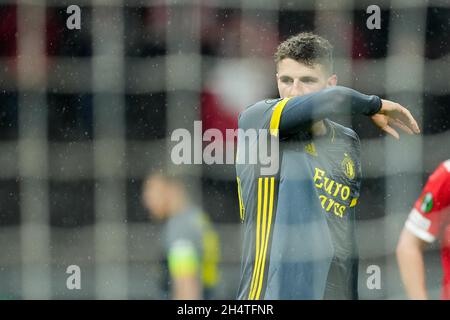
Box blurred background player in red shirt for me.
[397,160,450,299]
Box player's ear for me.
[327,74,337,87]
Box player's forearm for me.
[278,86,381,137]
[396,237,428,299]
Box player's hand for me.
[370,99,420,140]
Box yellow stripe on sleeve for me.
[269,98,291,137]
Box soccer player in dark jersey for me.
[235,33,420,300]
[142,172,220,299]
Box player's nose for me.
[290,80,305,96]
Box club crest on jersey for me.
[420,192,433,213]
[341,153,355,180]
[304,143,318,156]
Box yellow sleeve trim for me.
[269,98,292,137]
[350,198,358,208]
[168,240,199,278]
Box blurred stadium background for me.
[0,0,449,299]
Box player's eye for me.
[301,77,318,83]
[280,77,293,84]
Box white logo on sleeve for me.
[409,208,431,230]
[405,209,435,243]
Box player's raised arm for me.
[273,86,420,139]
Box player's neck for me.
[311,120,327,137]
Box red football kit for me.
[405,160,450,299]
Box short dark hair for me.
[274,32,334,74]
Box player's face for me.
[142,176,169,220]
[276,58,337,98]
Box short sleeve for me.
[165,213,203,278]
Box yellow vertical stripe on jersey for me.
[249,177,276,300]
[251,177,269,299]
[237,176,245,222]
[255,177,275,300]
[248,178,262,299]
[249,177,268,299]
[269,98,291,137]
